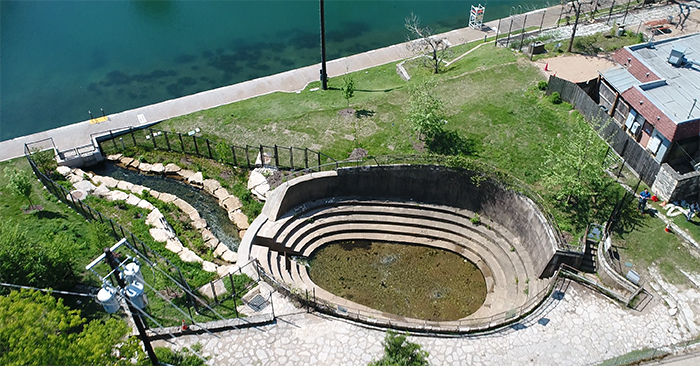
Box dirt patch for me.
[337,108,355,117]
[348,148,368,160]
[534,54,616,83]
[22,205,44,214]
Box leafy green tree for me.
[4,167,33,207]
[368,331,429,366]
[0,289,143,366]
[0,222,78,292]
[407,80,445,139]
[341,73,355,108]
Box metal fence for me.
[547,75,660,186]
[255,259,571,334]
[95,126,335,171]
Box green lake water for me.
[0,0,552,141]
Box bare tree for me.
[566,1,593,53]
[669,0,700,31]
[405,13,450,74]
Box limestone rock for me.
[239,229,247,240]
[202,261,217,273]
[74,180,96,193]
[150,163,164,174]
[116,180,133,191]
[217,264,237,277]
[179,248,203,263]
[138,163,153,172]
[214,243,229,257]
[188,171,204,187]
[201,229,215,242]
[67,190,87,201]
[150,228,172,243]
[205,237,219,250]
[148,189,161,200]
[178,169,195,180]
[213,187,230,201]
[146,208,164,227]
[92,185,111,198]
[107,190,129,201]
[188,210,201,221]
[221,196,242,212]
[221,250,238,263]
[68,174,84,184]
[164,163,181,174]
[56,166,71,176]
[229,211,250,230]
[165,238,184,253]
[128,159,141,169]
[119,157,134,166]
[130,184,149,195]
[137,199,154,211]
[247,170,267,190]
[252,182,270,201]
[100,176,119,188]
[125,194,141,207]
[203,179,221,195]
[192,218,207,230]
[158,192,177,203]
[106,153,122,161]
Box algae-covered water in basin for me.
[308,240,487,321]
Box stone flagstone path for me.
[155,280,694,365]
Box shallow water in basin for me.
[308,240,486,321]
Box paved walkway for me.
[0,4,573,162]
[155,280,694,366]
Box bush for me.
[537,81,548,91]
[549,92,562,104]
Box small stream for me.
[90,162,240,250]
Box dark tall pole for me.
[104,249,159,366]
[567,1,582,53]
[320,0,328,90]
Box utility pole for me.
[567,1,583,53]
[319,0,328,90]
[104,248,159,366]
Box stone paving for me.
[154,280,695,365]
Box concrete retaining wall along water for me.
[263,165,560,278]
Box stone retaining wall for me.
[264,165,560,278]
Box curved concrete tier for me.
[239,165,568,331]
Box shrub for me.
[471,213,481,225]
[537,81,548,91]
[549,92,562,104]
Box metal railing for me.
[254,258,568,334]
[93,126,336,171]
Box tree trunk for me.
[568,2,582,53]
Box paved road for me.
[0,4,572,162]
[154,280,694,366]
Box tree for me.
[0,289,143,366]
[669,0,700,31]
[368,330,429,366]
[541,121,608,206]
[4,167,33,207]
[0,222,78,292]
[30,147,57,176]
[407,80,446,139]
[341,73,355,108]
[405,13,450,74]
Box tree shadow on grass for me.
[35,210,67,220]
[426,129,479,156]
[355,109,375,118]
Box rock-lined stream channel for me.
[91,162,240,250]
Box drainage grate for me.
[247,294,268,312]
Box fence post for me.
[245,146,251,168]
[210,281,218,304]
[193,136,199,156]
[108,219,117,237]
[130,127,137,146]
[179,133,185,153]
[519,14,528,48]
[110,130,118,151]
[149,129,157,149]
[304,148,309,169]
[164,131,171,151]
[259,145,264,167]
[273,145,279,167]
[231,145,238,166]
[289,147,294,169]
[230,273,239,317]
[206,139,213,159]
[317,152,321,169]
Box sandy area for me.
[534,54,616,83]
